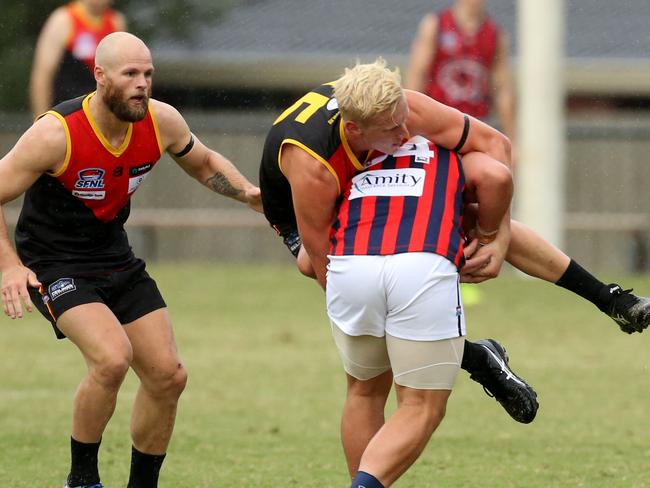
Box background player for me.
[406,0,515,140]
[30,0,126,117]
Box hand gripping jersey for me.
[53,1,119,105]
[330,136,466,268]
[259,83,369,235]
[15,93,163,281]
[424,9,499,119]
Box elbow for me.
[296,246,316,278]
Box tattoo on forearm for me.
[206,171,242,197]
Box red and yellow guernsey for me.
[54,1,120,104]
[424,9,499,119]
[330,137,466,268]
[15,93,163,281]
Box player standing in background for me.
[30,0,126,117]
[1,32,261,488]
[406,0,516,140]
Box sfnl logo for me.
[73,168,106,200]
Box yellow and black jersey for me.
[259,83,367,236]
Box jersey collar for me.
[339,119,367,171]
[82,92,133,157]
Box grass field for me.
[1,263,649,487]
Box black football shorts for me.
[29,259,166,339]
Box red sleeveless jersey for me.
[15,94,163,281]
[330,137,466,267]
[65,2,119,72]
[53,2,119,104]
[424,9,499,119]
[52,93,163,222]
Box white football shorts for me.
[326,252,466,341]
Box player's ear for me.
[345,120,363,137]
[94,65,105,86]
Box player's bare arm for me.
[0,115,67,317]
[282,144,339,289]
[405,89,512,166]
[153,100,262,212]
[29,8,71,116]
[404,13,439,92]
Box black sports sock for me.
[555,259,612,312]
[460,340,487,373]
[67,437,101,487]
[127,446,166,488]
[351,471,385,488]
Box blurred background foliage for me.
[0,0,238,111]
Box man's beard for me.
[103,81,149,122]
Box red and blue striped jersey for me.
[330,137,465,267]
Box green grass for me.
[1,264,649,487]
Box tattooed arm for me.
[173,138,262,211]
[181,145,262,211]
[153,99,262,211]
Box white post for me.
[515,0,566,248]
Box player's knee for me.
[169,364,188,397]
[416,403,447,439]
[146,361,188,399]
[92,355,131,390]
[403,393,448,431]
[492,158,513,185]
[424,402,447,427]
[347,371,392,400]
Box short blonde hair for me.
[334,58,403,126]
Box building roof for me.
[152,0,650,96]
